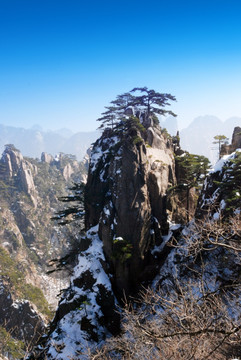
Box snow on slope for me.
[38,226,118,360]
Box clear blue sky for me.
[0,0,241,132]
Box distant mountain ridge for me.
[0,124,99,160]
[139,115,241,163]
[0,145,87,358]
[180,116,241,163]
[0,116,240,163]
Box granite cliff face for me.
[27,123,241,359]
[85,123,178,296]
[220,126,241,156]
[0,146,87,359]
[29,118,195,359]
[2,145,38,206]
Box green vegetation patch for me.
[21,283,53,318]
[0,247,52,318]
[216,151,241,215]
[112,238,133,263]
[0,326,24,359]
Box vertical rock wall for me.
[85,124,177,296]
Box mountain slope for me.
[89,129,241,359]
[27,124,241,360]
[26,114,192,359]
[0,146,87,359]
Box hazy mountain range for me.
[161,115,241,163]
[0,124,99,160]
[0,116,240,162]
[179,116,241,164]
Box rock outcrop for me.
[41,152,54,164]
[83,128,241,358]
[85,122,178,296]
[0,146,86,301]
[2,144,38,206]
[28,120,186,359]
[28,118,207,359]
[27,125,241,360]
[197,127,241,218]
[0,282,46,344]
[0,146,87,359]
[220,126,241,156]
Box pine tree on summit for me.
[213,134,229,159]
[97,87,176,130]
[130,87,177,119]
[97,92,136,130]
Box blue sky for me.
[0,0,241,132]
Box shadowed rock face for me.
[85,123,177,296]
[221,126,241,156]
[0,282,46,343]
[196,127,241,220]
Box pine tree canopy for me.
[219,151,241,214]
[176,152,210,190]
[97,87,176,130]
[213,135,229,159]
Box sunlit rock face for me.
[0,146,88,359]
[0,146,85,304]
[2,144,38,206]
[41,152,54,164]
[85,122,178,296]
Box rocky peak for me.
[221,126,241,156]
[41,152,54,164]
[61,162,74,181]
[196,128,241,220]
[1,144,38,206]
[2,144,24,177]
[28,120,202,359]
[232,126,241,149]
[85,121,178,296]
